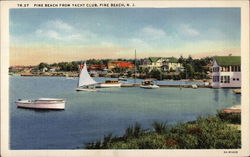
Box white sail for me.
[78,62,97,87]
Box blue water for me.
[10,76,240,149]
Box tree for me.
[149,69,162,80]
[178,55,185,64]
[38,62,49,71]
[186,64,194,79]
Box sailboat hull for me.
[75,88,98,92]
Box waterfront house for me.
[212,56,241,88]
[42,67,48,73]
[139,57,183,72]
[108,61,135,71]
[89,64,107,71]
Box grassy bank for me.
[85,112,241,149]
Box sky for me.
[10,8,241,66]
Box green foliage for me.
[217,111,241,124]
[124,122,146,139]
[57,61,79,71]
[38,62,49,71]
[149,69,162,80]
[152,121,168,134]
[85,115,241,149]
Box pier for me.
[121,84,211,88]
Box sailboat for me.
[76,62,98,92]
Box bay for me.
[10,76,240,149]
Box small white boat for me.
[191,84,198,89]
[16,98,65,110]
[118,76,127,81]
[140,79,159,89]
[76,62,98,92]
[140,84,160,89]
[96,80,121,88]
[66,77,75,80]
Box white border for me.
[1,1,249,157]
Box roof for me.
[149,57,160,63]
[110,61,134,68]
[214,56,241,66]
[148,57,178,63]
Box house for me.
[212,56,241,88]
[88,64,107,71]
[139,57,183,72]
[108,61,135,70]
[42,67,48,73]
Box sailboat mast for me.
[134,49,136,84]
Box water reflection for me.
[213,89,219,103]
[17,107,65,113]
[222,89,229,97]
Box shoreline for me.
[84,111,241,149]
[11,72,210,82]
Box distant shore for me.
[11,72,211,83]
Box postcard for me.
[1,0,249,157]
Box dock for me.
[121,84,211,88]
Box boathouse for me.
[212,56,241,88]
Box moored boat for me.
[96,80,121,88]
[233,89,241,94]
[140,79,159,89]
[118,76,128,81]
[191,84,198,89]
[16,98,65,110]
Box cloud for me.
[46,19,73,30]
[179,24,200,36]
[35,19,83,42]
[140,26,166,39]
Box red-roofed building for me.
[108,61,135,70]
[79,64,107,71]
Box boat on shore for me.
[96,80,121,88]
[222,105,241,114]
[233,89,241,94]
[76,62,98,92]
[140,79,159,89]
[16,98,65,110]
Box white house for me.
[139,57,183,72]
[212,56,241,88]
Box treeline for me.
[36,59,112,72]
[31,56,212,80]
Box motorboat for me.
[16,98,65,110]
[76,62,98,92]
[140,79,159,89]
[96,80,122,88]
[118,76,128,81]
